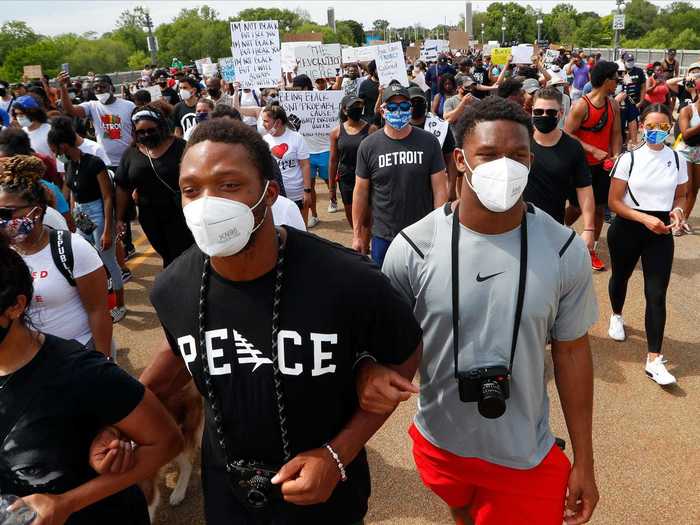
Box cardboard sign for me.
[421,39,449,61]
[277,90,344,139]
[283,32,324,43]
[194,57,212,75]
[145,85,162,101]
[375,42,409,87]
[295,43,342,81]
[511,45,533,65]
[218,57,236,81]
[23,65,42,79]
[406,46,420,60]
[230,20,281,88]
[491,48,512,66]
[202,62,218,77]
[449,31,470,50]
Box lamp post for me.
[501,16,506,45]
[537,16,543,43]
[613,0,625,61]
[481,22,485,44]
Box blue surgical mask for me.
[645,129,669,145]
[385,109,412,130]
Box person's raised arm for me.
[57,71,86,118]
[76,268,112,357]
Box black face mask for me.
[411,99,427,120]
[158,80,167,86]
[208,88,221,98]
[136,130,162,149]
[0,87,6,97]
[532,115,559,134]
[346,106,363,121]
[0,319,11,346]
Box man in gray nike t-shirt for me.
[357,98,600,525]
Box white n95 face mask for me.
[183,182,269,257]
[96,93,111,104]
[461,152,529,213]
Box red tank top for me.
[575,95,614,166]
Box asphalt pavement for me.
[114,181,699,525]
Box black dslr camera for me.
[458,366,510,419]
[227,460,282,510]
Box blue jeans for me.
[75,199,123,291]
[371,236,391,268]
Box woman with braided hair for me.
[0,155,113,356]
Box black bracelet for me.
[304,188,312,193]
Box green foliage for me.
[0,21,39,64]
[338,20,365,46]
[623,0,659,40]
[154,7,230,64]
[66,38,131,75]
[483,2,533,44]
[373,19,390,32]
[127,50,150,71]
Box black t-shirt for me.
[358,78,379,122]
[172,100,197,135]
[150,228,422,525]
[471,66,491,99]
[356,127,445,241]
[161,87,180,105]
[676,85,698,112]
[524,133,591,224]
[65,152,106,204]
[623,67,646,105]
[115,138,186,208]
[0,335,148,525]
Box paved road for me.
[114,182,699,525]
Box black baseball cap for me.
[407,86,426,101]
[382,83,410,103]
[341,95,363,108]
[95,74,113,85]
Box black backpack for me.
[48,229,114,294]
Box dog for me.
[140,379,204,522]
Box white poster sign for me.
[422,39,449,61]
[277,90,344,139]
[375,42,409,87]
[194,57,212,75]
[230,20,281,88]
[511,45,534,64]
[295,43,342,80]
[544,49,560,65]
[281,42,317,73]
[425,114,449,147]
[202,62,218,77]
[145,85,162,101]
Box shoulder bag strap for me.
[49,229,76,286]
[145,150,178,195]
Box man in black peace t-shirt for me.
[141,119,422,525]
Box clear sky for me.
[2,1,680,36]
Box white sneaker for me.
[645,356,677,385]
[111,306,127,324]
[327,201,338,213]
[308,216,320,229]
[608,314,626,341]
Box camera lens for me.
[247,489,268,508]
[477,379,506,419]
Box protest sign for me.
[511,45,533,64]
[406,46,420,60]
[230,20,281,88]
[425,114,449,147]
[277,90,344,139]
[544,49,560,65]
[283,32,323,43]
[218,57,236,81]
[449,31,470,50]
[295,43,342,80]
[422,39,449,61]
[194,57,212,75]
[482,44,495,56]
[375,42,409,87]
[202,62,218,77]
[341,47,358,64]
[145,85,162,101]
[355,46,379,63]
[23,65,42,79]
[491,48,512,66]
[281,42,312,73]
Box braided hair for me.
[0,231,34,322]
[0,155,49,212]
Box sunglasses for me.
[385,101,412,112]
[0,205,33,220]
[644,122,672,132]
[532,108,559,117]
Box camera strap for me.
[196,231,292,473]
[451,203,528,377]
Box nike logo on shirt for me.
[476,271,504,282]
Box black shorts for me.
[569,164,611,207]
[338,172,356,205]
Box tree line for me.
[0,1,698,83]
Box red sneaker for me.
[590,250,605,271]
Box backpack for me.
[624,148,680,207]
[49,229,115,308]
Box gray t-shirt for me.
[443,94,462,116]
[382,204,598,469]
[356,127,445,241]
[79,98,135,167]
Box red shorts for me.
[409,424,570,525]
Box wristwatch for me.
[304,188,312,193]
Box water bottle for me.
[0,495,36,525]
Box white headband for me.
[131,110,161,123]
